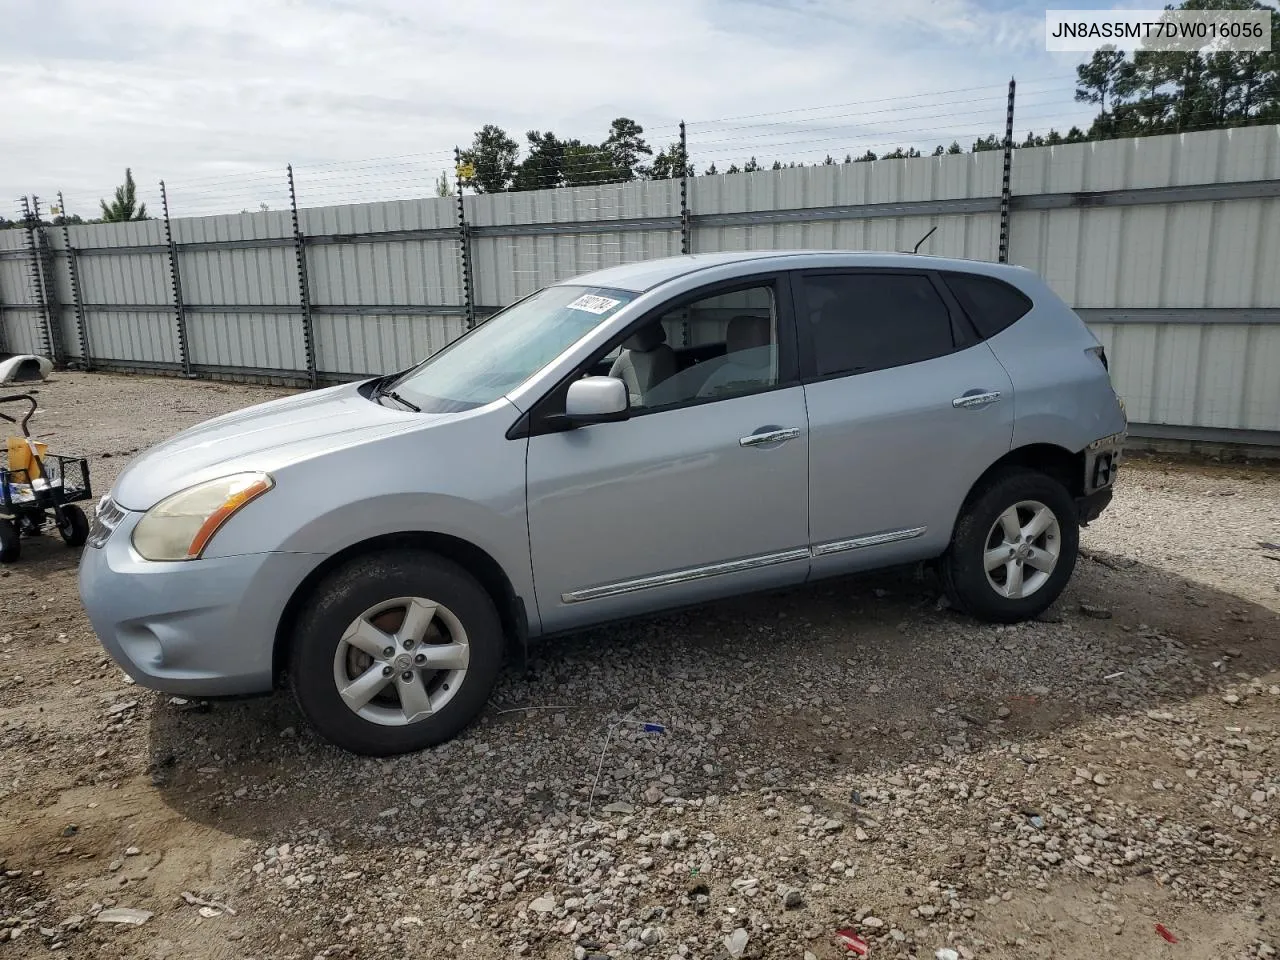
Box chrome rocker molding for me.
[810,525,927,557]
[562,526,927,603]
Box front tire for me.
[289,549,505,756]
[941,468,1079,623]
[57,505,89,547]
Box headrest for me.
[726,314,771,354]
[622,323,667,352]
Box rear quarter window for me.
[942,273,1032,340]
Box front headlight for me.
[131,472,273,561]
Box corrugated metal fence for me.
[2,124,1278,446]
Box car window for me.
[798,273,956,378]
[941,272,1033,340]
[617,285,780,411]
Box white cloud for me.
[0,0,1095,218]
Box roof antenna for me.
[912,225,937,254]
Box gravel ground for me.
[1,372,1278,960]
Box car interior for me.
[586,286,779,409]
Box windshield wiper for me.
[381,389,420,412]
[370,376,421,411]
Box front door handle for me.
[952,390,1003,410]
[740,427,801,447]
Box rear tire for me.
[57,505,89,547]
[0,520,18,563]
[941,467,1079,623]
[289,549,505,756]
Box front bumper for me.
[78,507,324,696]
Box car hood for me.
[110,381,434,511]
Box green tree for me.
[705,162,719,175]
[932,144,945,156]
[562,141,616,186]
[1075,46,1128,115]
[458,125,519,193]
[742,156,761,172]
[649,140,693,179]
[946,140,963,154]
[513,131,569,190]
[601,117,652,180]
[853,150,877,162]
[435,169,454,197]
[99,168,148,221]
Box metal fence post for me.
[454,147,476,329]
[679,120,691,256]
[19,195,62,363]
[998,77,1016,264]
[159,181,193,377]
[287,165,318,388]
[57,191,91,370]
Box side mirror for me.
[564,376,629,425]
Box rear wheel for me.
[941,468,1079,623]
[0,520,19,563]
[289,549,505,756]
[57,505,89,547]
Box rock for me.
[94,908,153,925]
[1093,772,1110,786]
[641,926,661,946]
[124,847,141,857]
[1223,694,1240,705]
[1079,603,1112,619]
[644,786,664,804]
[823,819,844,833]
[936,950,960,960]
[528,896,555,914]
[783,888,804,909]
[862,917,884,929]
[107,700,138,715]
[996,706,1011,719]
[602,802,635,815]
[855,827,869,842]
[724,928,749,958]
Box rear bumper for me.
[1076,486,1114,526]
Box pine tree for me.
[99,168,148,221]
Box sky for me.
[0,0,1116,219]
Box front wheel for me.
[941,468,1080,623]
[288,549,505,756]
[57,505,89,547]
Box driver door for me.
[523,274,811,633]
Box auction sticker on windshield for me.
[566,294,622,314]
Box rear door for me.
[792,268,1015,576]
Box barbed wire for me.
[20,68,1275,220]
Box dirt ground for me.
[1,372,1278,960]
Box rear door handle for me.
[952,390,1002,410]
[740,427,801,447]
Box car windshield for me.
[382,284,636,413]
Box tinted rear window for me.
[943,273,1032,339]
[799,273,956,377]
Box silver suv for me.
[78,251,1126,755]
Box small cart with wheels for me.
[0,393,92,563]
